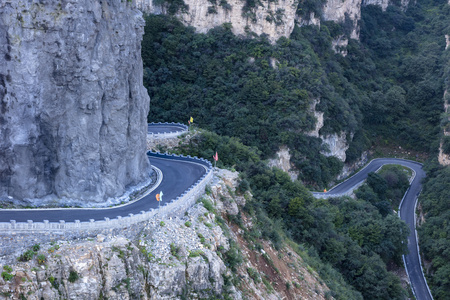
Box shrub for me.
[1,272,13,281]
[160,221,165,227]
[32,244,40,252]
[170,243,181,260]
[201,198,215,213]
[3,265,12,273]
[224,240,243,271]
[247,267,261,283]
[442,136,450,155]
[184,221,192,227]
[37,254,46,265]
[238,179,250,193]
[205,185,212,195]
[188,250,204,258]
[68,270,79,283]
[18,249,35,262]
[48,276,59,289]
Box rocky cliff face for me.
[323,0,361,39]
[306,100,350,162]
[267,146,299,181]
[0,0,151,204]
[439,90,450,166]
[139,0,299,42]
[137,0,367,42]
[137,0,402,42]
[363,0,410,11]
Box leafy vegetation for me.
[354,3,449,151]
[419,165,450,300]
[1,271,13,281]
[18,249,36,262]
[142,0,449,298]
[142,0,448,184]
[68,270,79,283]
[153,0,188,15]
[356,165,410,216]
[172,129,408,298]
[37,254,46,265]
[1,265,13,281]
[142,15,357,188]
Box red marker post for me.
[213,151,218,169]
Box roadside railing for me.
[0,151,213,233]
[147,122,188,139]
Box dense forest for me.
[166,128,409,299]
[142,0,450,298]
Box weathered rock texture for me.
[267,146,299,181]
[139,0,299,42]
[0,168,331,300]
[137,0,409,44]
[439,90,450,166]
[137,0,367,42]
[323,0,361,39]
[307,99,350,162]
[363,0,410,11]
[320,133,350,162]
[0,0,151,204]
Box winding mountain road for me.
[147,123,187,134]
[0,122,434,299]
[0,124,204,223]
[315,158,432,300]
[0,154,207,222]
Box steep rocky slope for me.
[0,168,331,299]
[0,0,151,205]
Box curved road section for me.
[316,158,432,300]
[0,152,433,299]
[147,122,187,137]
[0,153,207,222]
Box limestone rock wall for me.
[307,99,349,162]
[439,90,450,166]
[139,0,299,42]
[267,146,299,181]
[0,0,151,204]
[138,0,369,41]
[137,0,409,42]
[363,0,390,10]
[320,133,350,162]
[363,0,410,11]
[323,0,361,39]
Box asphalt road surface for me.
[147,123,187,134]
[319,158,432,300]
[0,154,207,223]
